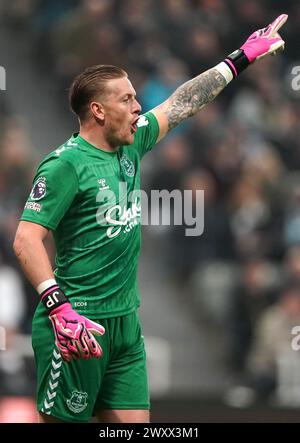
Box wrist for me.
[224,49,250,78]
[40,284,69,313]
[214,61,234,84]
[36,278,57,295]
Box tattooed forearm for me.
[160,68,227,131]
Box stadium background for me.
[1,0,300,422]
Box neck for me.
[79,122,119,153]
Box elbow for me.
[13,226,32,260]
[13,221,47,260]
[13,231,25,259]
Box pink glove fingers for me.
[240,14,287,63]
[265,14,288,37]
[49,305,105,362]
[84,329,103,358]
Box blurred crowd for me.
[1,0,300,418]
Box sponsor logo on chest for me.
[96,181,141,239]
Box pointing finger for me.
[267,14,288,38]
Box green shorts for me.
[32,306,149,422]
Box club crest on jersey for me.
[120,153,135,177]
[30,177,46,201]
[66,391,88,413]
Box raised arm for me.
[152,67,227,140]
[151,14,288,142]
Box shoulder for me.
[38,139,86,172]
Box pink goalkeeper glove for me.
[240,14,287,62]
[50,303,105,362]
[41,284,105,362]
[224,14,288,78]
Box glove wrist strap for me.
[40,285,69,312]
[224,49,250,78]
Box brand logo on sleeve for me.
[30,177,47,201]
[137,115,149,127]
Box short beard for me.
[104,124,126,149]
[105,128,130,150]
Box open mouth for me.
[130,123,137,134]
[130,117,139,134]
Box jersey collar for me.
[72,133,119,160]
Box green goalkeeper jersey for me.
[21,111,159,319]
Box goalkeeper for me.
[14,15,287,423]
